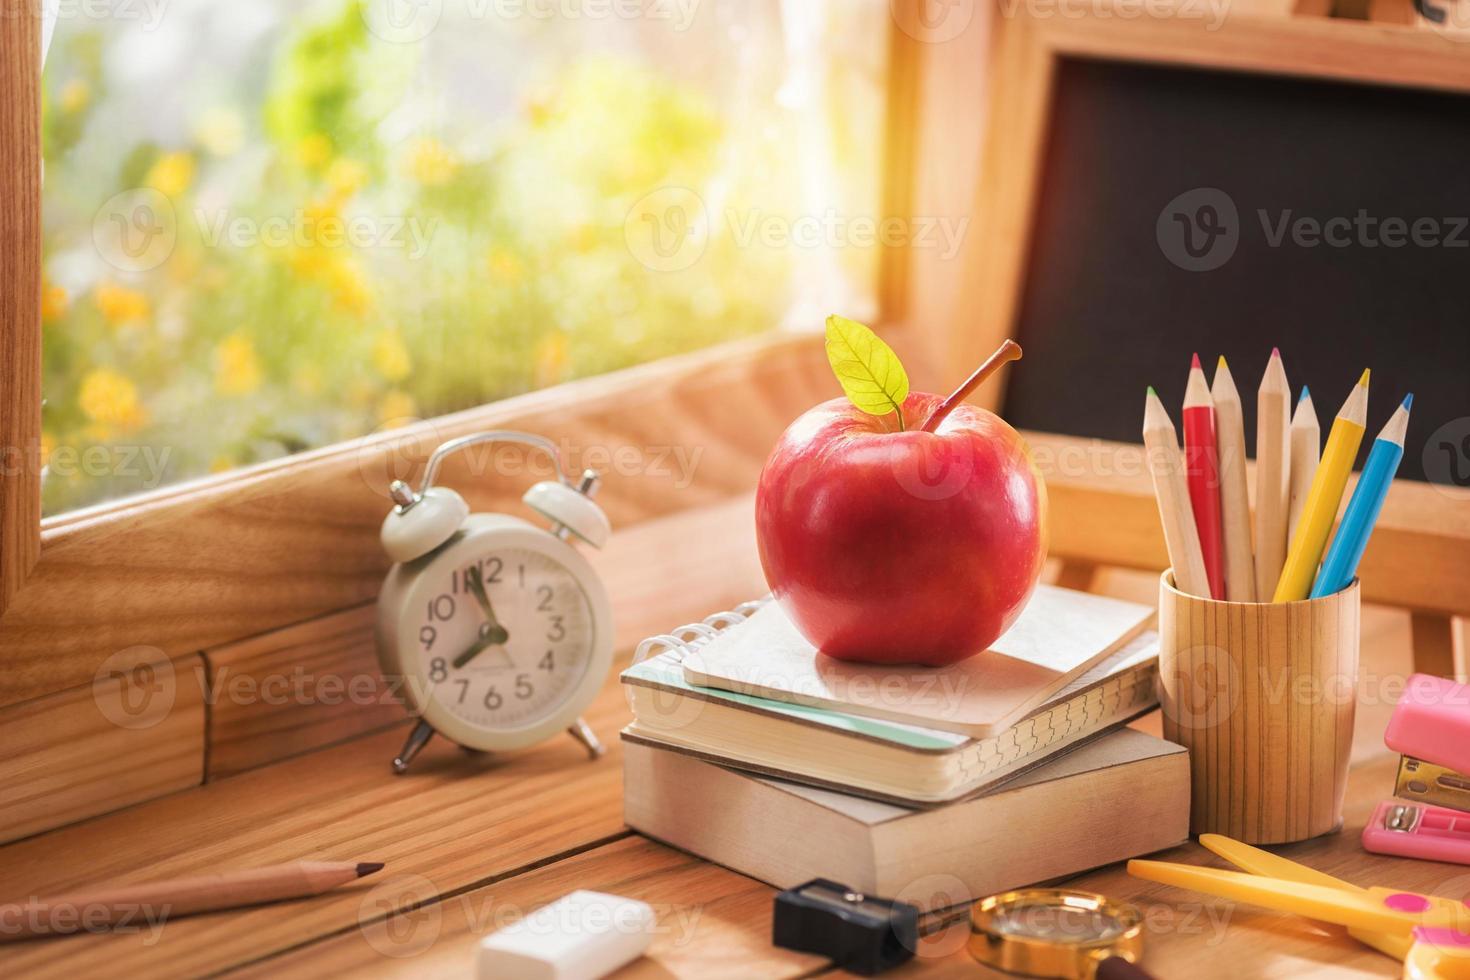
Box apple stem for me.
[919,339,1023,433]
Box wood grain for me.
[0,496,1445,979]
[0,0,42,618]
[0,333,835,709]
[1158,573,1359,844]
[0,653,204,845]
[232,836,825,979]
[0,680,636,978]
[206,606,400,780]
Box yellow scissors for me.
[1128,834,1470,980]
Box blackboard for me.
[999,57,1470,485]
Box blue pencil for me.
[1310,394,1412,598]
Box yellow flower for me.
[40,431,56,467]
[145,151,195,198]
[214,332,263,396]
[302,196,345,249]
[295,133,333,171]
[41,278,69,321]
[487,246,524,285]
[59,78,90,114]
[196,107,245,157]
[405,137,459,186]
[325,257,372,315]
[377,390,417,426]
[209,456,236,474]
[326,158,369,199]
[372,331,412,382]
[78,368,147,431]
[94,281,149,325]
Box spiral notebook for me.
[680,585,1154,738]
[621,598,1161,806]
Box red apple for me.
[755,355,1047,666]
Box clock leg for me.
[392,720,435,774]
[566,717,605,760]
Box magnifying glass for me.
[968,888,1155,979]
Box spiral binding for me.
[630,597,768,670]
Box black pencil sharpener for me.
[772,879,919,976]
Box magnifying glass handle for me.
[1096,956,1157,980]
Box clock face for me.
[413,546,594,731]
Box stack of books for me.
[620,586,1192,909]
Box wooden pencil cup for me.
[1157,571,1360,844]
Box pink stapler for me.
[1384,673,1470,813]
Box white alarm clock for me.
[376,431,613,774]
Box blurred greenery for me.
[40,0,882,513]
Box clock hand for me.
[451,626,508,669]
[465,565,506,634]
[453,565,511,669]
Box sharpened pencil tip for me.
[1146,385,1157,398]
[1402,393,1414,410]
[1217,355,1228,370]
[356,862,385,878]
[1190,352,1201,370]
[1358,368,1371,386]
[1299,385,1310,402]
[1271,346,1281,359]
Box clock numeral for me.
[539,650,555,672]
[546,615,565,642]
[454,679,469,704]
[483,685,503,711]
[536,584,554,612]
[427,595,455,622]
[453,558,503,594]
[420,625,437,651]
[515,674,534,700]
[429,658,448,683]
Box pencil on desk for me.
[0,860,384,940]
[1273,371,1369,602]
[1183,354,1224,599]
[1287,386,1320,545]
[1311,394,1411,598]
[1211,356,1255,602]
[1144,386,1211,599]
[1254,348,1290,599]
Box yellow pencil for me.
[1273,371,1369,602]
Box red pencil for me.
[1183,353,1224,599]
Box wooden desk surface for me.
[0,513,1455,979]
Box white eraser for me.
[476,889,656,980]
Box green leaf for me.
[824,314,910,428]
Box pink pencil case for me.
[1384,673,1470,812]
[1362,799,1470,866]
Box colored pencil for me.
[1287,386,1320,545]
[1253,349,1291,599]
[1273,371,1370,602]
[1311,395,1412,598]
[0,860,384,940]
[1144,386,1211,599]
[1211,356,1255,602]
[1183,354,1225,599]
